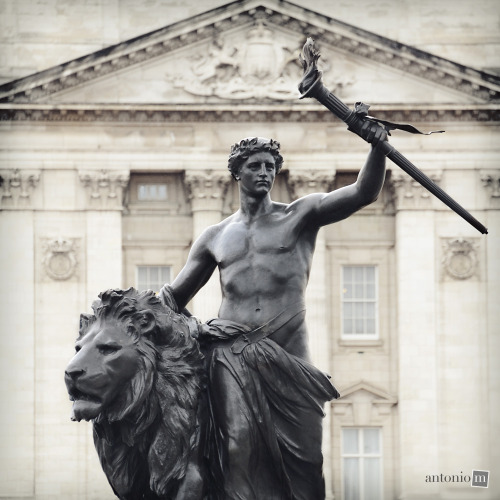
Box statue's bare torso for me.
[170,133,387,361]
[212,200,317,358]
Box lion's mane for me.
[78,288,205,499]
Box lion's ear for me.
[79,313,95,338]
[137,309,157,337]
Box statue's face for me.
[238,151,276,196]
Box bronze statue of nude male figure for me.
[160,121,387,499]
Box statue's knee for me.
[226,434,250,467]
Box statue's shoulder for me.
[285,193,324,215]
[197,213,238,248]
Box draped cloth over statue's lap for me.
[200,316,339,500]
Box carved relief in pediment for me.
[168,22,351,101]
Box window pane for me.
[355,318,364,334]
[364,458,382,500]
[344,302,353,319]
[158,184,167,199]
[366,283,376,299]
[137,266,171,292]
[366,318,376,334]
[343,266,352,281]
[343,318,353,334]
[343,283,352,299]
[366,302,375,318]
[160,266,170,286]
[363,428,380,454]
[343,428,359,454]
[343,458,360,500]
[355,302,364,318]
[137,183,168,201]
[354,267,364,281]
[365,266,375,282]
[354,283,364,298]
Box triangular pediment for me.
[1,0,499,112]
[334,380,397,405]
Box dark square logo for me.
[471,470,489,488]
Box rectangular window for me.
[136,265,171,292]
[342,428,382,500]
[341,265,378,338]
[137,183,168,201]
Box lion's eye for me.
[75,345,81,353]
[97,344,120,355]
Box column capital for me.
[389,170,442,210]
[184,169,230,212]
[287,170,335,199]
[78,169,129,210]
[0,168,41,209]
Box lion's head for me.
[65,288,205,499]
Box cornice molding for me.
[1,104,499,124]
[0,0,498,105]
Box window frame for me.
[340,264,379,340]
[341,427,383,500]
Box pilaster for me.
[288,169,335,499]
[184,169,230,321]
[480,172,500,497]
[390,171,440,498]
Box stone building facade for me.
[0,1,499,499]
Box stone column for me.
[390,170,441,499]
[288,169,335,500]
[184,170,230,321]
[0,168,40,497]
[480,170,500,498]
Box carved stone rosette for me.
[0,168,40,209]
[41,237,79,281]
[480,170,500,200]
[184,170,230,212]
[389,170,442,210]
[78,169,130,209]
[441,237,479,280]
[287,170,335,199]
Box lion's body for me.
[65,288,206,500]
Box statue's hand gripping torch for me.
[298,38,488,235]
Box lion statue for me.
[64,288,207,500]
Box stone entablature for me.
[2,104,497,123]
